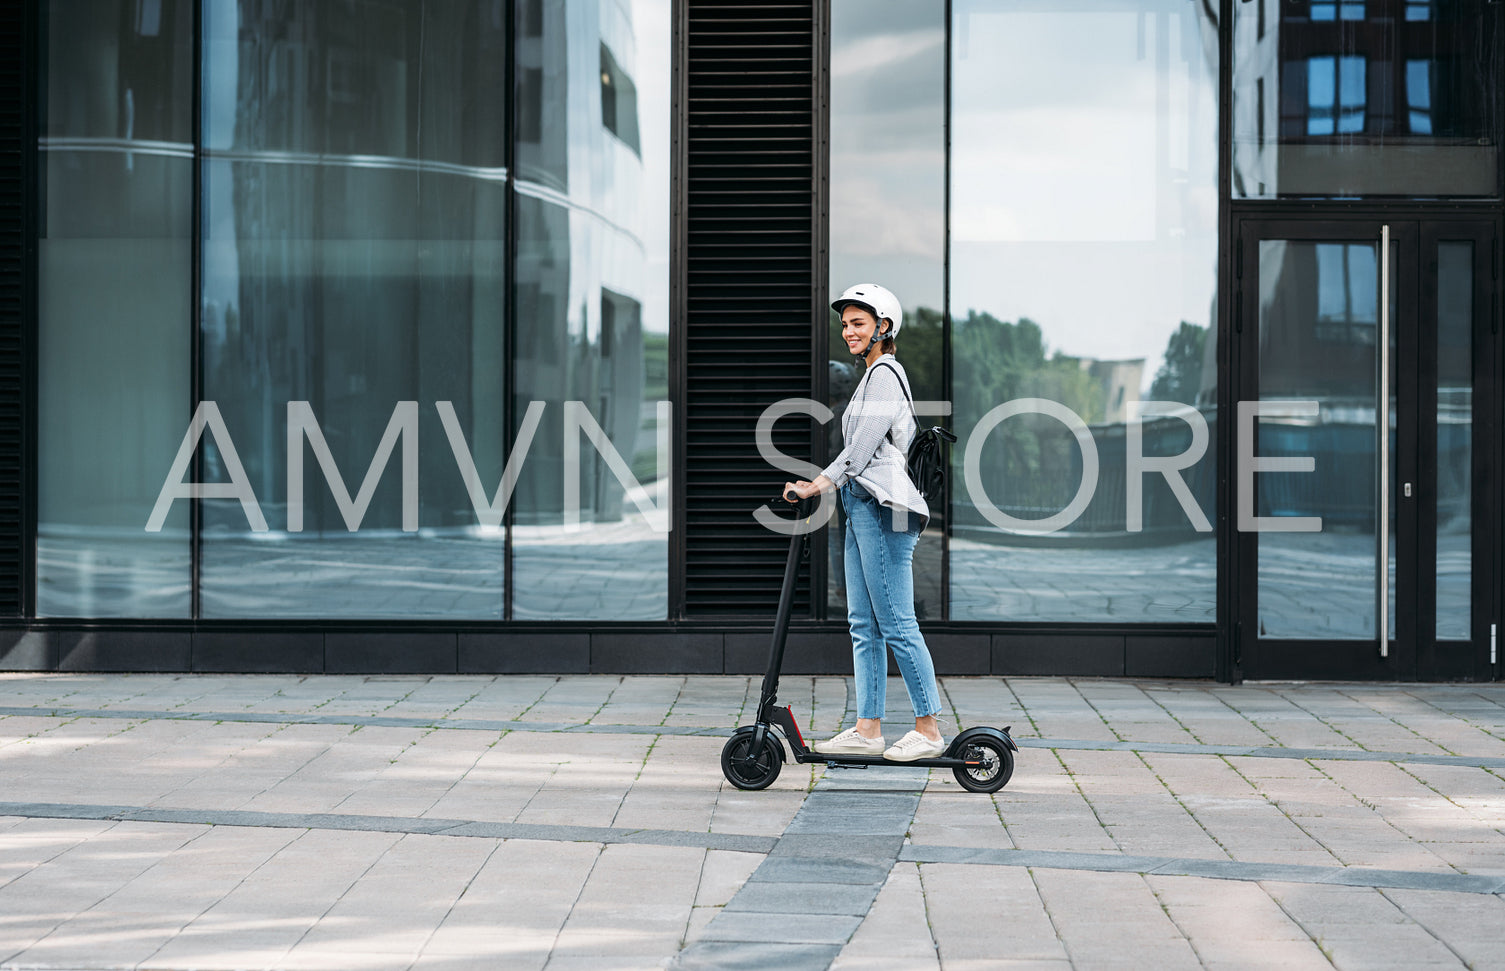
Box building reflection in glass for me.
[190,0,662,621]
[1234,0,1500,198]
[1255,239,1390,640]
[510,0,669,621]
[1435,241,1472,640]
[198,0,515,618]
[37,0,194,617]
[949,0,1221,623]
[829,0,945,620]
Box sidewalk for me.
[2,673,1504,969]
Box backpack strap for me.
[869,360,918,444]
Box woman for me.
[784,283,945,762]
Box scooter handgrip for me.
[784,489,799,502]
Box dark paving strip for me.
[0,801,776,855]
[7,705,1505,770]
[0,705,722,737]
[900,844,1505,895]
[8,799,1501,901]
[673,766,925,971]
[1013,736,1505,770]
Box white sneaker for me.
[883,730,946,762]
[812,727,885,756]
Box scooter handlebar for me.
[771,490,822,520]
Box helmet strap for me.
[861,322,891,355]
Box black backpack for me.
[872,362,957,501]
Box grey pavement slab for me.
[696,912,863,946]
[722,881,880,916]
[673,942,844,971]
[899,844,1505,894]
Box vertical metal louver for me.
[0,0,28,617]
[682,2,819,616]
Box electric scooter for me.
[719,491,1018,793]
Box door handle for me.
[1378,225,1390,658]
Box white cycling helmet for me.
[831,283,903,343]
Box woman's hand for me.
[784,477,830,501]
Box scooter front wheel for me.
[952,735,1014,793]
[720,727,783,790]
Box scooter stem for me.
[758,496,815,720]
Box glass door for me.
[1234,218,1497,680]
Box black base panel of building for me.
[1,628,1226,679]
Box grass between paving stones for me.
[1219,755,1345,865]
[1149,884,1209,968]
[659,678,686,728]
[380,725,437,765]
[1342,686,1459,756]
[1000,679,1041,737]
[1071,680,1126,742]
[625,735,659,790]
[1313,757,1505,877]
[1143,689,1207,745]
[1205,688,1283,748]
[1376,888,1476,967]
[1137,752,1236,860]
[580,676,622,725]
[1052,748,1118,848]
[913,861,943,963]
[1192,874,1341,969]
[1276,690,1373,752]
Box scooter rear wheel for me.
[952,735,1014,793]
[721,727,783,790]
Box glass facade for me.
[198,0,511,618]
[949,0,1220,622]
[511,0,671,620]
[38,0,194,617]
[1234,0,1501,197]
[37,0,669,620]
[19,1,1504,679]
[1254,238,1391,639]
[828,0,945,621]
[1435,240,1472,641]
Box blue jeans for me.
[842,482,942,721]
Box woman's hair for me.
[879,335,896,356]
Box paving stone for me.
[549,843,703,957]
[672,941,843,971]
[420,840,598,961]
[830,863,938,970]
[692,850,765,910]
[921,862,1066,964]
[767,834,904,862]
[746,856,894,886]
[724,881,879,917]
[1031,869,1200,969]
[696,911,861,946]
[1381,888,1505,970]
[1147,874,1332,969]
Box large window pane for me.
[1255,239,1391,640]
[198,0,511,617]
[829,0,945,621]
[510,0,670,619]
[1234,0,1500,198]
[1436,241,1472,640]
[950,0,1219,623]
[37,0,193,616]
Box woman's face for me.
[840,306,881,355]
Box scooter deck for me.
[793,752,985,769]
